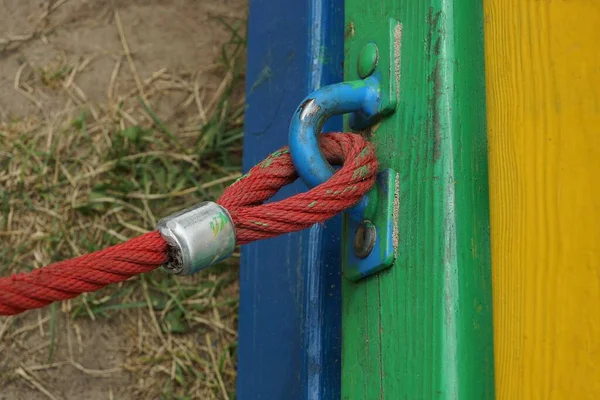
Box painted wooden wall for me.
[240,1,345,398]
[483,1,600,398]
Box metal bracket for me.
[347,18,401,131]
[343,168,398,281]
[288,18,401,281]
[342,18,402,281]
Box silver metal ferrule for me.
[156,202,236,275]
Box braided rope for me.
[0,133,377,316]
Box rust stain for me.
[345,21,355,40]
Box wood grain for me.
[484,1,600,398]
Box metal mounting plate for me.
[347,18,401,131]
[343,169,398,281]
[342,18,402,281]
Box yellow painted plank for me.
[484,0,600,398]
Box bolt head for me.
[354,220,376,259]
[357,43,379,78]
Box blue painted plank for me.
[238,0,344,398]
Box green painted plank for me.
[341,1,495,399]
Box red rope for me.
[0,133,377,316]
[218,132,377,244]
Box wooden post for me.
[240,0,345,398]
[341,1,495,398]
[484,1,600,398]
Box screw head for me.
[357,43,379,78]
[354,220,376,259]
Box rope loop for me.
[218,133,378,244]
[0,132,378,316]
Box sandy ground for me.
[0,1,246,399]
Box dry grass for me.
[0,2,246,399]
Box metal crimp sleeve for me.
[156,202,236,275]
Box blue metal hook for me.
[288,76,383,218]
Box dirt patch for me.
[0,0,246,399]
[0,0,246,118]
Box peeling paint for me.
[298,98,321,121]
[393,23,403,103]
[345,21,355,40]
[392,172,400,258]
[249,66,272,94]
